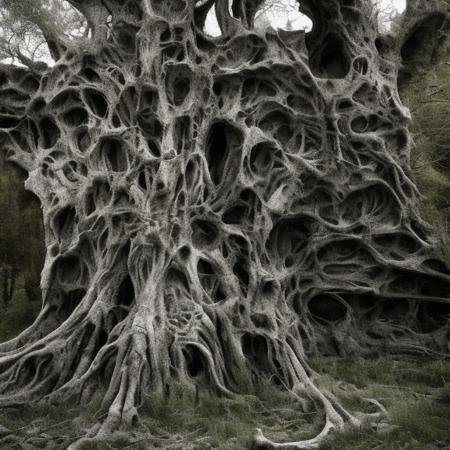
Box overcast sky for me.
[205,0,407,35]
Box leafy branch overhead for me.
[0,0,85,67]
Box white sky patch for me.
[257,0,312,31]
[204,0,407,36]
[205,7,222,36]
[377,0,406,14]
[375,0,407,29]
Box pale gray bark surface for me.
[0,0,449,448]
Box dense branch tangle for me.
[0,0,449,448]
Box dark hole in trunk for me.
[417,301,450,332]
[183,345,204,377]
[54,206,76,241]
[84,89,108,118]
[62,107,88,127]
[0,115,20,129]
[100,138,128,172]
[206,122,228,185]
[241,333,271,373]
[39,117,60,149]
[191,219,219,248]
[117,275,135,307]
[59,288,86,321]
[206,121,243,186]
[315,33,350,79]
[308,295,347,324]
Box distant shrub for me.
[402,61,450,261]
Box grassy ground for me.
[0,356,449,449]
[315,357,450,450]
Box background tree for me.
[0,0,449,449]
[253,0,310,31]
[397,0,450,262]
[0,156,45,306]
[0,167,21,307]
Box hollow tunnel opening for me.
[183,344,205,378]
[206,121,230,185]
[117,274,136,308]
[99,138,129,173]
[308,295,348,324]
[84,88,108,118]
[39,117,60,149]
[314,33,350,79]
[241,333,272,374]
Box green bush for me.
[402,61,450,261]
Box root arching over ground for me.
[0,0,450,448]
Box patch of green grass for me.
[313,356,450,449]
[437,381,450,404]
[313,356,450,389]
[139,380,321,449]
[1,357,450,449]
[390,398,450,443]
[0,387,108,449]
[319,425,437,450]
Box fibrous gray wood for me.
[0,0,449,448]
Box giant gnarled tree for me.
[0,0,449,448]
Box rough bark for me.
[0,0,449,448]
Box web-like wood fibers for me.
[0,0,448,448]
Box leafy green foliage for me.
[402,57,450,261]
[0,0,85,65]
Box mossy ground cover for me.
[0,356,449,449]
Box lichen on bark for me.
[0,0,449,448]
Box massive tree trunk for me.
[0,0,449,448]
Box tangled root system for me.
[0,0,449,448]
